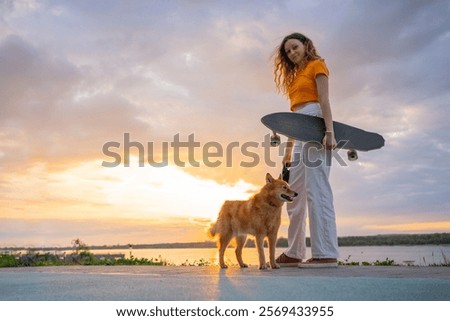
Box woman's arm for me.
[316,74,336,150]
[283,137,294,167]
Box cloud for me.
[0,35,155,169]
[321,0,450,116]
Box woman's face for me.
[284,39,305,65]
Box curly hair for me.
[273,33,322,95]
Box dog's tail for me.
[207,222,217,238]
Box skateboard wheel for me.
[270,133,281,147]
[347,149,358,161]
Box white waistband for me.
[294,102,322,117]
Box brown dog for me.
[208,173,298,269]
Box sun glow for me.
[2,158,256,223]
[99,159,256,220]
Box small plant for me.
[181,258,213,266]
[115,255,168,266]
[338,261,359,266]
[192,258,212,266]
[440,248,449,265]
[72,238,90,255]
[338,255,360,266]
[373,258,396,266]
[77,250,97,265]
[338,258,400,266]
[0,254,19,267]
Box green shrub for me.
[0,254,19,267]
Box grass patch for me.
[0,239,170,267]
[338,257,398,266]
[180,258,212,267]
[0,254,19,267]
[0,252,169,267]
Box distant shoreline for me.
[1,233,449,252]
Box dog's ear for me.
[266,173,274,184]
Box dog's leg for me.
[235,235,248,268]
[268,232,280,269]
[255,234,268,270]
[218,233,232,269]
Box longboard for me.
[261,112,384,160]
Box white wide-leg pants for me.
[283,103,339,259]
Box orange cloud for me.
[365,221,450,233]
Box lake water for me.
[92,245,450,266]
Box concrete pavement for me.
[1,265,449,301]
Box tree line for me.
[272,233,450,248]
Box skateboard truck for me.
[270,132,281,147]
[271,132,359,161]
[347,149,358,161]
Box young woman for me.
[273,33,339,268]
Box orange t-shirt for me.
[288,59,329,111]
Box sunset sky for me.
[1,0,449,248]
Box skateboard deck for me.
[261,112,385,152]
